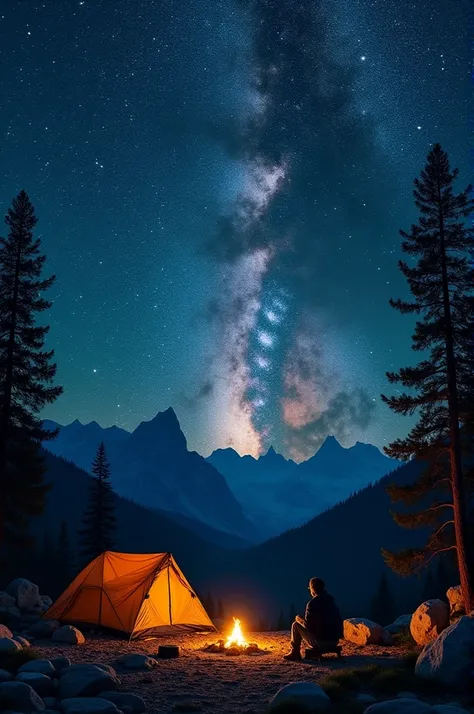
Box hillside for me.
[37,450,228,589]
[205,459,426,625]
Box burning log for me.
[202,618,267,655]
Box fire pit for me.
[203,617,267,656]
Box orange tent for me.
[44,551,216,639]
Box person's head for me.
[309,577,325,597]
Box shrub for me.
[370,667,414,695]
[321,670,361,693]
[0,648,39,673]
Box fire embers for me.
[202,639,265,656]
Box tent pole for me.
[167,554,172,625]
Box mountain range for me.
[43,409,399,541]
[207,436,399,534]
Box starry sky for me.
[0,0,471,460]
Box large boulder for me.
[415,614,474,689]
[28,620,60,639]
[365,700,433,714]
[99,691,147,713]
[0,680,45,712]
[269,682,331,711]
[343,618,391,645]
[52,626,85,645]
[446,586,464,620]
[0,637,22,652]
[0,592,16,608]
[19,661,55,676]
[15,672,54,697]
[61,698,120,714]
[386,615,412,635]
[59,664,120,700]
[410,599,449,645]
[14,636,31,649]
[6,580,41,611]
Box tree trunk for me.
[0,234,23,549]
[437,172,474,613]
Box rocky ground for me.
[35,631,410,714]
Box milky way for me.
[0,0,470,458]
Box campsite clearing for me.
[35,631,409,714]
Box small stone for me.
[52,626,84,645]
[99,691,147,713]
[42,698,59,710]
[269,682,331,711]
[0,669,14,682]
[116,654,158,670]
[343,618,391,645]
[0,637,22,652]
[0,680,46,712]
[49,657,70,675]
[59,664,119,699]
[13,637,31,648]
[365,700,432,714]
[27,621,60,640]
[15,674,54,697]
[19,662,55,677]
[61,699,120,714]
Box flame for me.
[225,617,247,648]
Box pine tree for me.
[370,572,395,626]
[381,144,474,613]
[0,191,62,549]
[78,442,116,563]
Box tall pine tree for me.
[56,520,75,596]
[370,572,396,626]
[381,144,474,612]
[0,191,62,550]
[78,442,116,563]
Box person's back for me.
[305,590,343,642]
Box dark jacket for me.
[304,591,343,641]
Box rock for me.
[52,626,85,645]
[0,593,16,609]
[410,599,449,645]
[0,637,22,652]
[19,661,55,677]
[269,682,331,711]
[0,606,22,628]
[415,614,474,689]
[50,657,70,675]
[59,664,120,700]
[397,693,418,700]
[446,586,464,620]
[61,698,120,714]
[40,597,52,609]
[42,698,59,710]
[356,694,377,705]
[99,691,146,713]
[15,674,54,697]
[365,702,432,714]
[116,654,157,670]
[343,618,390,645]
[386,615,412,635]
[0,669,14,682]
[28,621,60,639]
[6,580,41,611]
[0,681,46,712]
[432,707,469,714]
[0,623,14,639]
[14,637,31,648]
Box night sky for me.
[1,0,471,460]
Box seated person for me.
[284,577,343,661]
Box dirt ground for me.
[36,631,409,714]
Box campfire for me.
[203,617,267,656]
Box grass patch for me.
[320,681,348,702]
[321,670,361,693]
[0,648,38,673]
[392,631,417,648]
